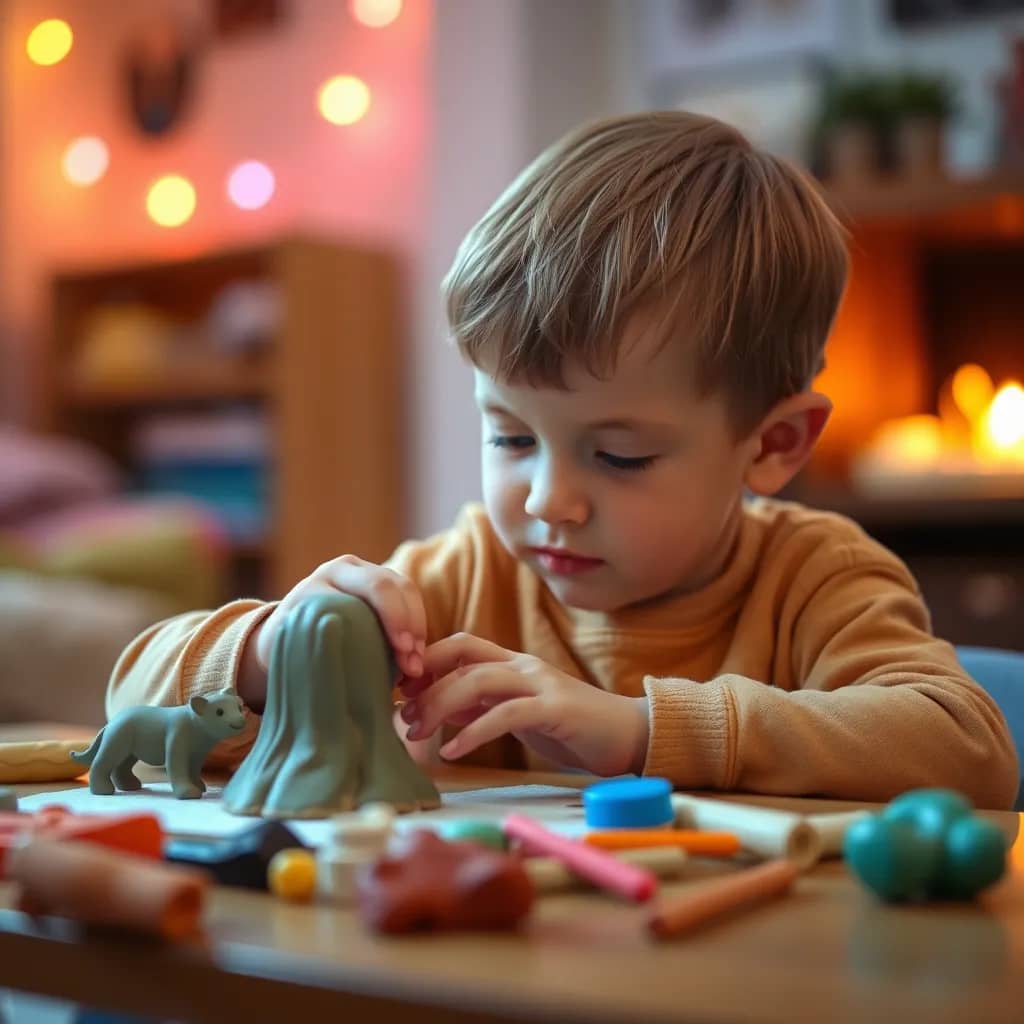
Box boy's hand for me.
[398,634,650,777]
[255,556,427,678]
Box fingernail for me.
[400,700,418,722]
[440,740,459,759]
[397,631,414,652]
[407,653,423,677]
[407,721,423,740]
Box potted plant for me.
[890,70,958,179]
[816,72,891,184]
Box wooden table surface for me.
[0,727,1022,1024]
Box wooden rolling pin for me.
[8,836,208,940]
[671,795,870,867]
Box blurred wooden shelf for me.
[821,170,1024,233]
[63,363,270,408]
[42,236,405,598]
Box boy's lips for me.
[530,547,604,576]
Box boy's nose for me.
[524,459,589,525]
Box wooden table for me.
[1,746,1022,1023]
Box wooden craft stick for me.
[648,859,800,940]
[8,836,208,941]
[670,795,822,869]
[584,830,740,857]
[524,846,688,893]
[503,815,657,902]
[806,811,871,857]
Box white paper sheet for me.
[18,782,589,846]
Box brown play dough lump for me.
[355,829,534,934]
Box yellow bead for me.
[268,848,317,902]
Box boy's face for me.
[475,327,761,613]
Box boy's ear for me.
[743,391,832,496]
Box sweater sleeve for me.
[106,600,275,770]
[103,505,484,772]
[642,549,1019,810]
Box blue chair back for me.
[957,646,1024,811]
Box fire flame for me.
[862,364,1024,473]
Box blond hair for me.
[442,111,848,431]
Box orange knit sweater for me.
[107,499,1019,808]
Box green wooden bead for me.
[844,816,940,902]
[882,788,971,840]
[934,816,1007,900]
[438,820,507,850]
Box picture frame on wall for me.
[659,57,827,167]
[887,0,1024,29]
[640,0,843,81]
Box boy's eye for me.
[597,451,656,472]
[488,435,534,450]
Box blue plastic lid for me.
[583,777,674,829]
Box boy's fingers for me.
[406,667,531,739]
[422,633,514,677]
[439,698,537,759]
[318,558,423,674]
[398,671,434,698]
[400,588,428,676]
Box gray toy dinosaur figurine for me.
[71,690,246,799]
[222,592,441,818]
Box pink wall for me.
[1,0,430,418]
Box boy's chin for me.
[543,578,630,614]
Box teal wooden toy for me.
[844,788,1007,902]
[438,820,507,850]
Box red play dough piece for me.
[355,830,534,934]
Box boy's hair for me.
[442,111,848,432]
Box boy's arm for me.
[104,506,483,770]
[106,600,274,770]
[642,555,1019,810]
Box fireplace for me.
[786,192,1024,651]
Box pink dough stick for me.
[503,814,657,902]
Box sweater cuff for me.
[179,599,276,770]
[641,676,735,788]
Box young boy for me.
[109,112,1018,808]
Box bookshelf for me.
[41,236,405,599]
[821,170,1024,237]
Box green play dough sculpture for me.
[222,593,441,819]
[844,788,1007,902]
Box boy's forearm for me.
[237,624,268,713]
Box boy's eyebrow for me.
[587,417,667,431]
[478,399,516,415]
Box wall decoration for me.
[123,13,200,137]
[318,75,372,125]
[146,175,197,228]
[213,0,285,40]
[663,58,825,165]
[62,136,110,187]
[26,18,73,66]
[640,0,841,82]
[887,0,1024,29]
[350,0,403,29]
